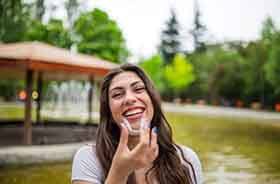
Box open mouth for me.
[123,107,144,117]
[122,107,145,122]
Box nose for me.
[123,90,136,106]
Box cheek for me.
[109,100,122,123]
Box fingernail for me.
[152,127,158,134]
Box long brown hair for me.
[96,63,197,184]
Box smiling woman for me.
[108,71,154,136]
[71,63,202,184]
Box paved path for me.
[163,103,280,122]
[0,142,91,166]
[1,103,280,166]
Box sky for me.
[48,0,280,60]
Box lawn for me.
[0,103,96,123]
[0,104,27,120]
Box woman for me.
[72,63,202,184]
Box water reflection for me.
[1,112,280,184]
[205,152,257,183]
[168,113,280,184]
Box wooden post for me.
[88,75,94,123]
[36,72,43,124]
[24,69,33,145]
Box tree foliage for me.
[240,41,269,103]
[265,44,280,96]
[164,54,195,94]
[158,9,181,65]
[140,55,165,92]
[0,0,30,43]
[74,8,129,63]
[65,0,79,28]
[263,18,280,97]
[208,49,244,102]
[34,0,45,21]
[190,0,207,53]
[190,46,244,102]
[24,19,72,49]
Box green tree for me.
[190,0,207,53]
[139,55,165,92]
[208,50,245,103]
[74,8,129,63]
[24,19,72,49]
[0,0,30,43]
[265,43,280,96]
[263,18,280,97]
[241,41,270,105]
[239,17,279,107]
[159,9,181,65]
[65,0,79,28]
[164,54,195,96]
[35,0,45,21]
[45,19,72,48]
[0,0,31,100]
[261,17,277,48]
[24,19,47,41]
[0,80,24,101]
[189,45,244,104]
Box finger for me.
[147,144,159,163]
[140,118,150,142]
[148,127,159,162]
[150,127,158,148]
[140,128,150,147]
[118,123,129,149]
[152,145,159,161]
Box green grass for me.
[0,104,98,124]
[0,162,71,184]
[0,105,26,120]
[0,112,280,183]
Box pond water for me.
[168,113,280,184]
[1,113,280,184]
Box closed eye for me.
[134,87,145,93]
[111,91,124,99]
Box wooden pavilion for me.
[0,41,118,145]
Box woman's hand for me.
[105,119,158,184]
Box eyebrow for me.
[109,81,143,93]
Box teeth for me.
[124,108,143,116]
[123,118,140,136]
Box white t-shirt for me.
[71,144,203,184]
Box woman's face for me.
[108,71,154,131]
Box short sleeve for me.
[178,145,203,184]
[71,145,104,184]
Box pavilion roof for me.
[0,42,118,80]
